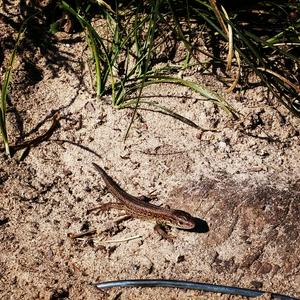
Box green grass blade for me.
[0,18,29,156]
[60,0,114,96]
[119,98,221,131]
[124,0,161,139]
[127,75,239,118]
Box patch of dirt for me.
[0,7,300,300]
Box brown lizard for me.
[89,163,196,240]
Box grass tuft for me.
[2,1,299,148]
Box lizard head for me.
[171,209,196,229]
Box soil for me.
[0,7,300,300]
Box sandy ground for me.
[0,9,300,300]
